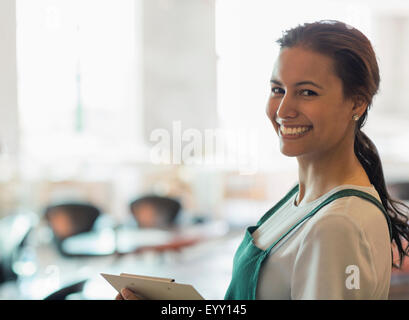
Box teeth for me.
[281,126,312,135]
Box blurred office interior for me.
[1,0,409,299]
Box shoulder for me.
[303,188,390,256]
[300,210,363,248]
[305,190,390,242]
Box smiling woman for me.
[222,20,409,300]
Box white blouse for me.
[252,184,391,300]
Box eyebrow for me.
[270,79,324,90]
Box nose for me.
[267,93,298,124]
[275,93,298,123]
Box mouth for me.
[278,124,313,139]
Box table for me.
[0,221,243,300]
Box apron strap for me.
[265,187,393,253]
[257,184,299,227]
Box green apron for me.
[224,184,393,300]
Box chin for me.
[280,151,300,157]
[279,146,307,157]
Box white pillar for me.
[142,0,218,142]
[373,14,409,114]
[0,0,18,157]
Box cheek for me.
[325,103,351,130]
[310,107,348,139]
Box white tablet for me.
[101,273,205,300]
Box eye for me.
[271,87,285,95]
[300,89,317,96]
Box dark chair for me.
[44,203,101,241]
[44,203,101,256]
[43,279,87,300]
[129,195,181,229]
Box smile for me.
[279,125,313,139]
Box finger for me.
[115,293,124,300]
[121,288,142,300]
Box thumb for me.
[121,288,142,300]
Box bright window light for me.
[17,0,144,180]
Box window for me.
[17,0,145,179]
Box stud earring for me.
[352,114,360,121]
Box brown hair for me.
[276,20,409,268]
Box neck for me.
[295,135,371,206]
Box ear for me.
[351,95,368,117]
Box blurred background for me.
[1,0,409,299]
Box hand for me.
[115,288,145,300]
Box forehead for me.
[272,46,338,86]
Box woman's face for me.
[266,46,357,159]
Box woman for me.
[117,20,409,300]
[223,20,409,300]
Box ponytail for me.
[355,129,409,268]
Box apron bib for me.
[224,184,392,300]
